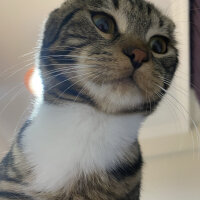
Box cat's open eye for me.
[92,13,115,34]
[149,36,168,54]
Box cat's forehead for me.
[81,0,175,38]
[85,0,144,9]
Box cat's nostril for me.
[132,49,148,64]
[131,60,142,70]
[123,48,148,70]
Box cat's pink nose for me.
[132,49,148,64]
[124,47,149,69]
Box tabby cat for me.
[0,0,178,199]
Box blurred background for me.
[0,0,200,199]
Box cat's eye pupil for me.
[96,19,109,33]
[150,37,168,54]
[92,14,115,34]
[152,41,163,53]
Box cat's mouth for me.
[132,100,160,114]
[107,76,135,84]
[97,72,163,113]
[85,74,162,114]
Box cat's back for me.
[0,147,32,200]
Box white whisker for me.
[155,83,200,158]
[0,83,24,102]
[0,87,26,116]
[53,72,96,104]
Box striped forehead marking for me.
[112,0,119,9]
[108,0,131,33]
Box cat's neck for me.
[22,102,146,191]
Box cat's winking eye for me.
[92,13,115,34]
[149,36,169,54]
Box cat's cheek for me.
[133,62,164,100]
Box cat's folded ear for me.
[42,8,63,48]
[42,3,80,48]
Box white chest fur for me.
[22,103,145,191]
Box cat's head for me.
[39,0,178,114]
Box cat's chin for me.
[84,79,153,114]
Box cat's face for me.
[39,0,178,114]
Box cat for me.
[0,0,178,199]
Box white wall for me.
[0,0,63,66]
[0,0,64,152]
